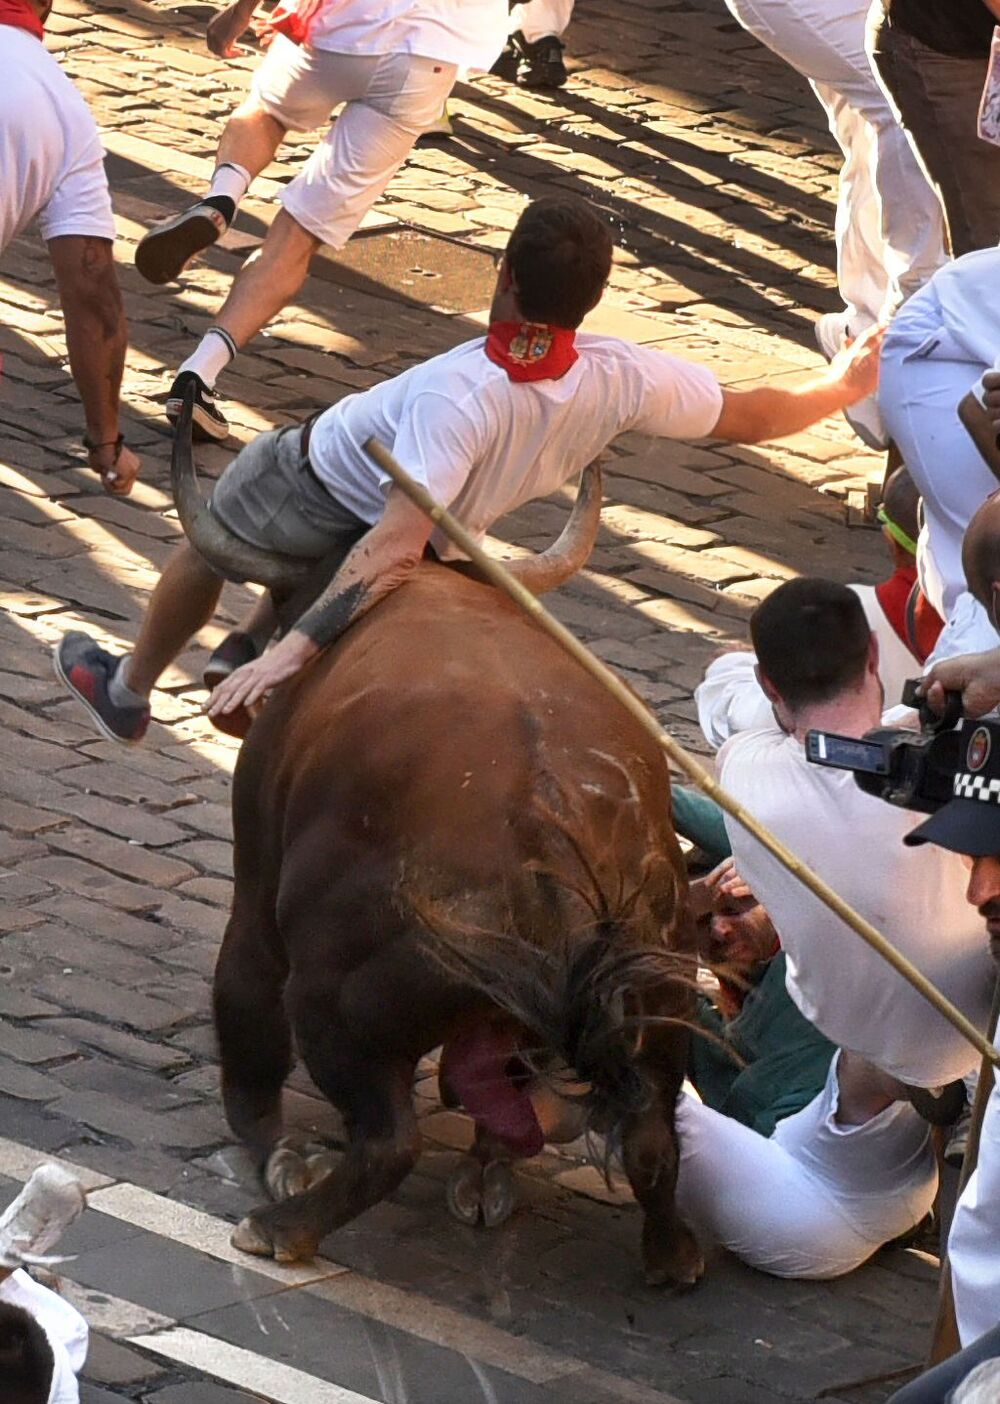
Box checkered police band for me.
[953,721,1000,802]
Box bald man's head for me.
[962,491,1000,613]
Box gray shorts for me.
[209,423,368,562]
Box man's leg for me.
[506,0,574,87]
[55,541,223,745]
[871,17,1000,256]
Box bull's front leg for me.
[232,1061,420,1263]
[622,1095,703,1288]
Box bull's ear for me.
[504,460,602,596]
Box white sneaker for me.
[814,311,852,363]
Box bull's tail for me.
[412,902,704,1146]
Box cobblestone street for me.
[0,1,941,1400]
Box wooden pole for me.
[365,437,1000,1071]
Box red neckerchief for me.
[485,320,578,383]
[0,0,44,37]
[875,563,918,653]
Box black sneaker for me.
[490,39,519,82]
[511,32,567,89]
[135,199,231,285]
[203,631,260,692]
[166,371,230,443]
[54,632,150,745]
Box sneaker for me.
[166,370,230,443]
[203,630,261,693]
[945,1103,973,1167]
[0,1166,86,1270]
[489,39,519,82]
[905,1079,967,1127]
[814,311,852,363]
[54,632,150,745]
[511,31,568,89]
[135,199,231,285]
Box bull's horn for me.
[505,460,603,596]
[170,382,314,591]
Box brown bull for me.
[174,420,702,1287]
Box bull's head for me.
[172,380,603,597]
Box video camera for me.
[805,681,964,814]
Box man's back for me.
[719,724,993,1086]
[308,332,723,555]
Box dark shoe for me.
[511,31,567,89]
[166,371,229,443]
[203,631,260,692]
[135,200,231,285]
[489,39,519,82]
[905,1079,967,1127]
[54,632,150,745]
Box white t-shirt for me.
[1,27,115,254]
[0,1270,87,1403]
[308,334,723,558]
[902,246,1000,369]
[308,0,509,70]
[718,726,994,1087]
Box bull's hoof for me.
[231,1207,319,1264]
[642,1224,704,1289]
[263,1138,337,1202]
[446,1158,516,1228]
[481,1161,516,1228]
[446,1158,483,1225]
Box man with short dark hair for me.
[55,195,882,746]
[719,576,991,1090]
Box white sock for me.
[178,327,237,389]
[207,161,251,208]
[108,656,148,707]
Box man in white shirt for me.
[133,0,508,442]
[674,578,993,1278]
[2,0,139,495]
[55,194,882,745]
[879,247,1000,656]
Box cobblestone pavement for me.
[0,1,939,1400]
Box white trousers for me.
[251,38,457,248]
[676,1057,937,1278]
[879,293,996,622]
[950,1079,1000,1348]
[724,0,947,326]
[509,0,574,42]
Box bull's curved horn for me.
[170,382,314,591]
[504,460,603,596]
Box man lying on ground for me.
[2,0,138,494]
[672,578,993,1278]
[53,194,882,745]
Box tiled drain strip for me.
[0,1136,685,1404]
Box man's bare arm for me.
[207,0,260,57]
[47,235,139,494]
[208,487,433,716]
[711,324,883,444]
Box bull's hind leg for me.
[232,1050,421,1263]
[623,1094,704,1289]
[447,1126,517,1229]
[213,901,294,1175]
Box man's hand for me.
[983,370,1000,432]
[829,323,885,406]
[207,630,317,717]
[87,440,140,497]
[921,646,1000,719]
[207,0,258,58]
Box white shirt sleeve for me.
[695,651,773,749]
[625,346,724,440]
[380,389,481,509]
